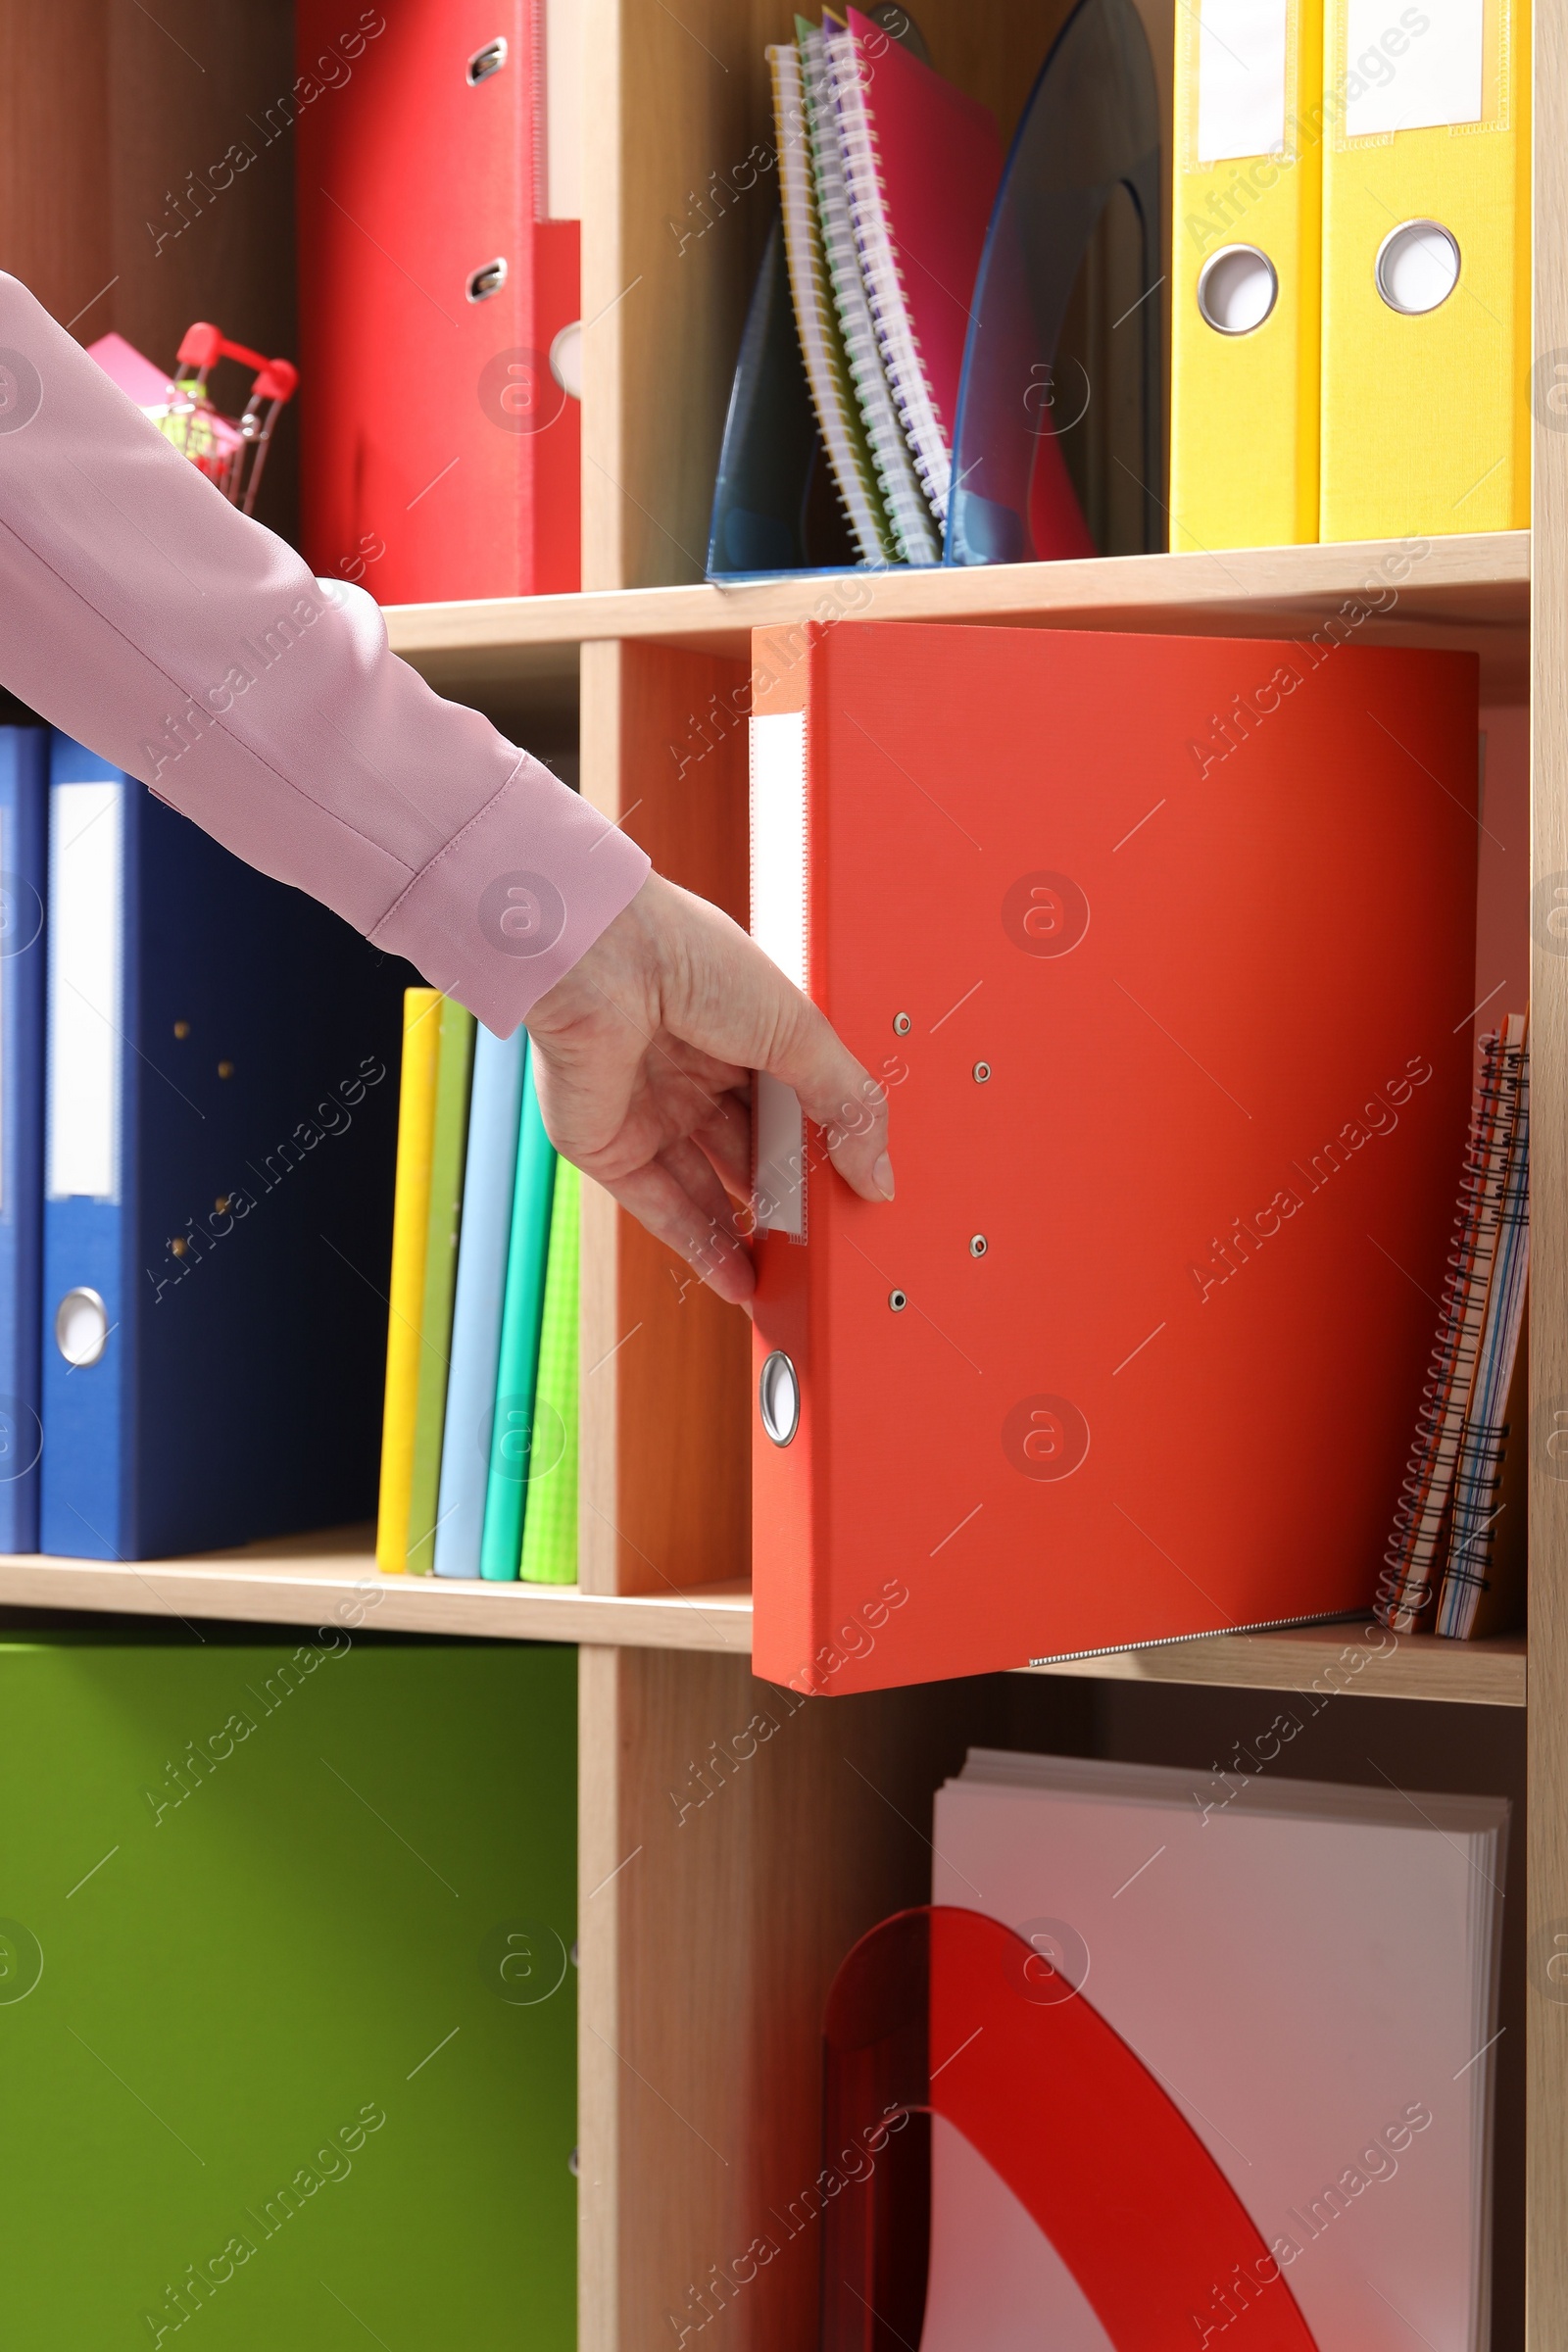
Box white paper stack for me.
[923,1750,1508,2352]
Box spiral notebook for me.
[1379,1016,1530,1638]
[770,39,895,566]
[800,16,937,565]
[826,6,1002,524]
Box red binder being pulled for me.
[296,3,579,603]
[748,622,1478,1694]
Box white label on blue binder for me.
[47,781,122,1201]
[1343,0,1483,135]
[750,711,808,1239]
[1197,0,1289,163]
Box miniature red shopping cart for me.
[147,322,298,514]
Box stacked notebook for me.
[711,3,1164,575]
[921,1749,1507,2352]
[0,721,407,1561]
[376,991,578,1583]
[1379,1016,1530,1641]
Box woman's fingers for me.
[759,987,893,1204]
[601,1157,757,1303]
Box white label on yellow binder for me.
[1197,0,1289,163]
[1342,0,1483,136]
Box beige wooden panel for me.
[0,0,112,335]
[578,641,752,1594]
[577,1643,1097,2352]
[1034,1620,1527,1707]
[1529,0,1568,2339]
[106,0,299,538]
[387,530,1531,705]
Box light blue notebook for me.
[432,1023,526,1578]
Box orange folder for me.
[748,620,1478,1694]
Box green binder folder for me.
[0,1630,575,2348]
[479,1046,558,1582]
[519,1158,579,1586]
[406,998,476,1573]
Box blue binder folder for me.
[40,736,412,1559]
[0,724,47,1552]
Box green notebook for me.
[405,998,475,1573]
[479,1045,558,1581]
[0,1629,575,2348]
[519,1158,579,1586]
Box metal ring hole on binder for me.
[759,1350,800,1447]
[55,1287,110,1370]
[1375,220,1460,316]
[466,258,509,304]
[550,321,583,400]
[466,38,508,83]
[1196,245,1278,337]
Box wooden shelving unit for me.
[0,0,1553,2345]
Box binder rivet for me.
[172,1019,190,1040]
[970,1235,988,1258]
[218,1060,234,1079]
[171,1239,187,1258]
[215,1197,230,1215]
[889,1289,907,1312]
[973,1060,991,1083]
[893,1012,911,1035]
[760,1350,801,1446]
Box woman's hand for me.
[525,872,894,1302]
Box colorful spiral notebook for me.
[771,40,895,565]
[828,7,1003,523]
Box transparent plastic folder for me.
[818,1907,1319,2352]
[707,214,857,581]
[946,0,1163,566]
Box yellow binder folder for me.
[1320,0,1530,541]
[1170,0,1324,552]
[374,987,442,1575]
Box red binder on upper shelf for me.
[748,621,1479,1695]
[295,1,580,604]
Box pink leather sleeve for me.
[0,271,649,1036]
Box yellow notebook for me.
[1320,0,1530,540]
[1171,0,1324,552]
[374,988,442,1575]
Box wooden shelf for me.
[387,530,1532,709]
[0,1526,754,1652]
[0,1534,1523,1703]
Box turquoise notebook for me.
[519,1158,580,1587]
[0,1630,575,2347]
[478,1044,558,1581]
[434,1025,527,1579]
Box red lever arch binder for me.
[748,621,1478,1694]
[296,2,579,603]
